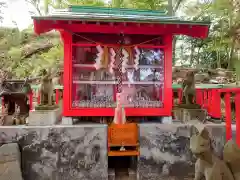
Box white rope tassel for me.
[109,48,116,74]
[94,45,103,70]
[134,46,140,70]
[122,48,129,73]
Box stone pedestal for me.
[28,108,61,126]
[173,108,207,123]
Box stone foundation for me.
[0,123,232,180]
[0,125,108,180]
[138,123,228,180]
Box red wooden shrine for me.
[32,6,210,117]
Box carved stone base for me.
[173,108,207,123]
[28,108,61,126]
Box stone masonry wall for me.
[0,125,108,180]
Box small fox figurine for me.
[12,105,21,125]
[12,105,26,125]
[0,103,9,125]
[190,127,234,180]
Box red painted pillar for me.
[209,89,221,119]
[178,89,182,104]
[29,90,33,110]
[55,89,59,105]
[207,90,212,114]
[196,89,202,106]
[235,92,240,146]
[37,90,41,104]
[225,92,232,140]
[203,90,208,109]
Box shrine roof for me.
[32,6,210,26]
[32,6,210,38]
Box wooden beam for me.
[33,19,209,38]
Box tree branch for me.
[173,0,183,13]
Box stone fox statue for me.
[39,69,54,106]
[182,71,196,104]
[190,127,240,180]
[223,140,240,180]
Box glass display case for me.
[71,45,164,108]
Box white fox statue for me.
[190,126,240,180]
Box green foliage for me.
[175,0,240,69]
[9,0,240,78]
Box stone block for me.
[0,143,23,180]
[138,123,227,180]
[28,108,61,126]
[0,125,108,180]
[173,108,207,123]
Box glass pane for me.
[138,48,164,66]
[72,84,115,108]
[73,68,116,81]
[122,68,164,84]
[120,84,163,108]
[71,45,165,109]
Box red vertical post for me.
[55,89,59,105]
[207,90,212,114]
[29,90,33,110]
[37,89,41,104]
[196,89,203,106]
[178,89,182,104]
[211,89,221,119]
[203,90,208,109]
[163,35,173,116]
[235,92,240,146]
[225,92,232,140]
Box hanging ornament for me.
[94,45,104,70]
[122,48,129,73]
[109,48,116,74]
[134,46,140,70]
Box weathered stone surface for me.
[28,108,61,125]
[173,108,207,123]
[0,123,232,180]
[0,143,23,180]
[138,123,228,180]
[0,125,108,180]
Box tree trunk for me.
[172,37,176,65]
[189,39,194,66]
[228,37,236,69]
[168,0,173,16]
